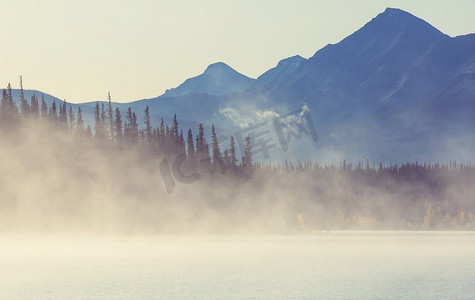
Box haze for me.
[2,0,475,102]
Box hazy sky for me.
[1,0,474,103]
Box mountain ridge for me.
[6,8,475,163]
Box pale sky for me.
[1,0,474,103]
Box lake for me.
[1,232,474,299]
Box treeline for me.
[0,82,253,173]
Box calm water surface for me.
[1,232,474,299]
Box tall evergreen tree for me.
[19,76,30,118]
[4,84,20,128]
[107,92,114,141]
[75,107,84,136]
[101,103,108,139]
[229,135,237,169]
[186,128,195,159]
[124,107,138,144]
[49,101,58,123]
[196,123,205,154]
[159,118,165,147]
[211,124,222,167]
[94,102,105,139]
[172,113,179,141]
[114,107,123,143]
[144,106,152,146]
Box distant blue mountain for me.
[7,8,475,163]
[162,62,255,97]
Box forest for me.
[1,81,475,234]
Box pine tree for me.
[124,107,138,144]
[172,113,179,141]
[211,124,222,167]
[159,118,165,147]
[196,123,205,154]
[76,107,85,136]
[186,128,195,159]
[107,92,114,141]
[144,106,152,146]
[114,107,123,143]
[229,135,237,169]
[94,102,105,139]
[101,103,108,138]
[3,84,20,129]
[19,76,30,118]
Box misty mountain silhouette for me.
[9,8,475,163]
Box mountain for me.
[246,7,475,162]
[255,55,306,86]
[162,62,255,97]
[6,8,475,163]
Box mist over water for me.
[1,114,475,234]
[1,233,474,299]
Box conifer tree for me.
[172,113,179,141]
[94,102,105,139]
[114,107,123,143]
[229,135,237,169]
[196,123,205,154]
[159,118,165,146]
[124,107,138,144]
[19,76,30,118]
[211,124,222,167]
[107,92,114,141]
[186,128,195,160]
[144,106,152,146]
[101,103,108,138]
[76,107,85,136]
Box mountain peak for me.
[383,7,410,15]
[163,62,254,97]
[368,7,446,39]
[204,62,234,74]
